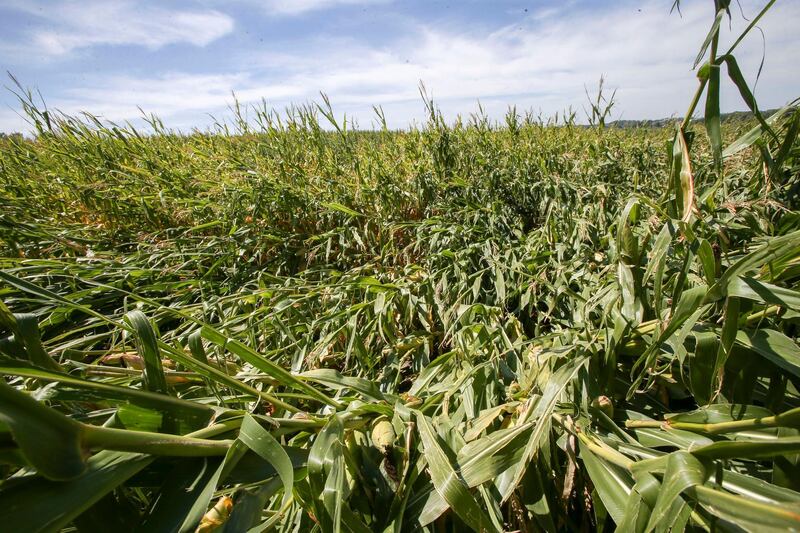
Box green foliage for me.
[2,1,800,531]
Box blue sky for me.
[0,0,798,133]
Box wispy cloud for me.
[6,0,234,56]
[231,0,800,123]
[0,108,29,135]
[258,0,391,16]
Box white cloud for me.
[0,108,30,135]
[8,1,234,56]
[258,0,391,16]
[2,0,799,133]
[30,73,251,129]
[231,0,800,124]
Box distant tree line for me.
[609,108,780,129]
[0,132,24,141]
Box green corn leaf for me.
[415,411,498,533]
[696,239,716,285]
[458,421,533,487]
[307,415,345,532]
[669,130,695,222]
[188,330,209,364]
[728,276,800,310]
[322,201,365,218]
[0,300,19,335]
[299,368,388,402]
[0,361,214,421]
[124,310,168,396]
[644,451,707,531]
[772,109,800,172]
[707,230,800,302]
[201,325,340,409]
[580,443,632,525]
[705,59,722,169]
[688,484,800,532]
[692,437,800,460]
[630,424,714,450]
[0,379,87,480]
[712,296,740,394]
[616,473,661,533]
[693,8,725,69]
[735,328,800,378]
[689,330,717,406]
[724,102,796,158]
[716,468,800,504]
[721,54,773,138]
[238,414,294,506]
[642,223,671,285]
[13,313,61,371]
[666,404,774,425]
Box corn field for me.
[1,1,800,531]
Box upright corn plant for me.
[1,1,800,532]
